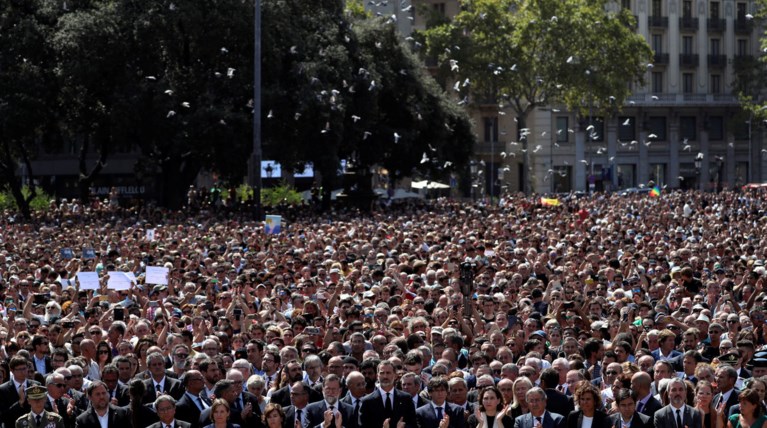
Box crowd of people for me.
[1,189,767,428]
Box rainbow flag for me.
[650,186,661,197]
[541,197,560,206]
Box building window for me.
[652,34,663,54]
[652,72,664,93]
[585,117,604,142]
[648,116,667,141]
[710,2,720,19]
[682,36,693,55]
[622,0,631,8]
[737,39,748,56]
[556,117,568,143]
[711,38,720,55]
[683,73,694,93]
[617,164,636,188]
[680,116,697,141]
[682,0,692,17]
[618,116,636,141]
[652,0,662,16]
[708,116,724,140]
[483,117,498,143]
[737,2,746,20]
[711,74,721,94]
[649,164,667,186]
[432,3,446,15]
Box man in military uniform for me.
[16,385,65,428]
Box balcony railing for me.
[679,17,698,30]
[707,18,725,31]
[653,53,670,64]
[708,54,727,68]
[679,53,699,66]
[648,16,669,28]
[735,18,753,33]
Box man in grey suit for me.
[653,379,702,428]
[514,387,565,428]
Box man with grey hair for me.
[44,372,75,426]
[246,375,269,413]
[303,354,324,388]
[653,379,702,428]
[225,368,262,424]
[447,376,473,412]
[513,387,565,428]
[400,372,429,409]
[550,358,569,394]
[501,363,519,381]
[147,394,191,428]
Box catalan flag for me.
[650,186,661,197]
[540,197,560,206]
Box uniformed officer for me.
[16,385,64,428]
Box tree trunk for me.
[77,133,109,204]
[159,157,201,209]
[7,175,31,220]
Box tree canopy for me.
[422,0,653,192]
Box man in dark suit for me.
[305,374,357,428]
[45,372,77,428]
[280,382,313,428]
[447,378,474,414]
[401,372,431,410]
[31,334,54,376]
[175,371,208,428]
[340,371,367,424]
[630,373,663,421]
[540,369,574,417]
[360,360,417,428]
[102,365,131,407]
[270,360,323,407]
[416,377,466,428]
[0,356,40,428]
[74,381,132,428]
[226,369,263,427]
[513,387,565,428]
[146,394,192,428]
[653,379,702,428]
[609,389,651,428]
[142,352,186,404]
[713,366,740,417]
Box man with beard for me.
[653,379,702,428]
[359,360,416,428]
[305,374,357,428]
[73,381,131,428]
[270,360,322,407]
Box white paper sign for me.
[107,272,132,290]
[76,272,100,290]
[146,229,155,241]
[146,266,169,285]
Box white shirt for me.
[88,360,101,381]
[96,410,109,428]
[379,387,395,408]
[153,377,166,393]
[582,416,593,428]
[33,355,48,374]
[324,401,340,416]
[432,403,446,419]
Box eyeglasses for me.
[175,354,189,359]
[156,406,174,412]
[728,320,739,324]
[98,350,110,355]
[605,371,618,376]
[54,383,67,388]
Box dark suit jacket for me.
[360,388,417,428]
[45,396,77,428]
[305,400,357,428]
[468,413,514,428]
[739,367,752,380]
[281,405,309,428]
[141,377,186,404]
[0,379,40,428]
[652,405,702,428]
[609,412,651,428]
[146,421,192,428]
[416,402,466,428]
[415,395,432,409]
[124,402,160,427]
[513,412,565,428]
[74,404,132,428]
[637,396,663,421]
[545,389,575,420]
[713,389,740,417]
[108,384,131,407]
[271,383,324,407]
[33,355,54,375]
[176,392,205,428]
[566,410,610,428]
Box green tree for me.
[423,0,652,193]
[0,0,59,219]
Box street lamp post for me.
[248,0,263,219]
[694,156,702,190]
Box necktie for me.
[535,416,543,428]
[330,405,336,427]
[676,409,683,428]
[156,383,162,398]
[636,401,644,413]
[436,406,443,420]
[296,409,303,428]
[385,392,393,412]
[35,415,41,426]
[354,399,360,419]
